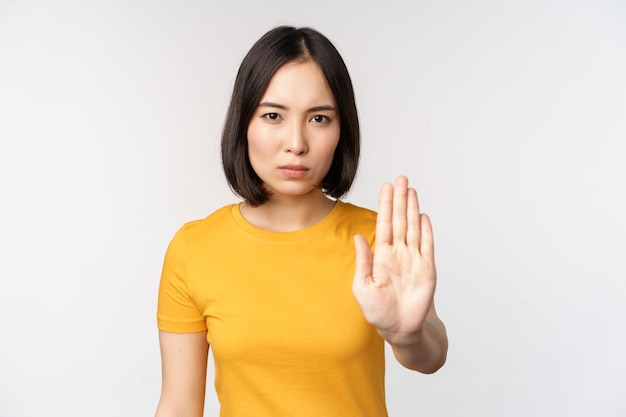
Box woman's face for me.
[247,60,340,201]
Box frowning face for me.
[246,60,340,202]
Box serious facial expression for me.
[247,60,340,201]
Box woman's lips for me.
[279,165,309,178]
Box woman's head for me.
[221,25,360,206]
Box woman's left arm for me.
[379,303,448,373]
[353,175,448,373]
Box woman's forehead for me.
[260,61,336,108]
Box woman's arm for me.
[382,303,448,373]
[155,331,209,417]
[353,176,448,374]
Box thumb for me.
[353,234,373,290]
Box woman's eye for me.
[311,115,329,123]
[263,113,281,121]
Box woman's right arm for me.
[155,330,209,417]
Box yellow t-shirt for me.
[157,201,388,417]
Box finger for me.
[375,182,393,248]
[419,213,435,260]
[406,187,421,248]
[353,234,374,289]
[392,176,409,245]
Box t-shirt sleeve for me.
[156,225,207,333]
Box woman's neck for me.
[239,191,336,232]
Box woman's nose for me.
[285,122,308,155]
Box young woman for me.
[155,25,448,417]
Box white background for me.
[1,1,625,416]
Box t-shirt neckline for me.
[230,200,346,242]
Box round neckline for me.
[230,200,345,242]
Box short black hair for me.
[221,25,360,206]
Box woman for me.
[155,25,447,417]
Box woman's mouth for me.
[279,165,309,178]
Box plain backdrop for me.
[1,1,625,416]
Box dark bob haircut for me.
[221,25,360,206]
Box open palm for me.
[353,176,437,339]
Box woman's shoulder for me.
[336,200,377,220]
[172,204,239,242]
[334,201,377,236]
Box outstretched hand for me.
[353,176,437,343]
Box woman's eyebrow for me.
[258,102,336,112]
[308,105,336,112]
[258,101,287,109]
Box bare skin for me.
[353,175,448,373]
[241,61,340,232]
[155,331,208,417]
